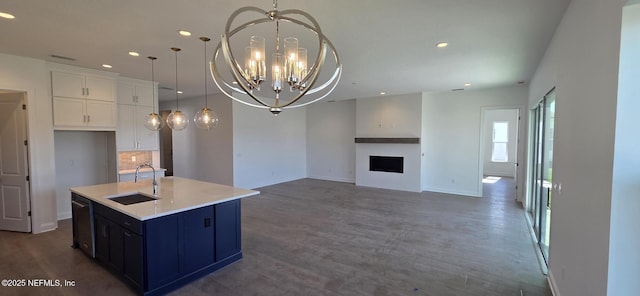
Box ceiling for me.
[0,0,570,102]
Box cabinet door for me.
[94,214,111,264]
[52,71,84,98]
[53,97,86,127]
[85,75,115,102]
[135,84,155,107]
[116,104,136,150]
[122,230,143,289]
[135,106,159,150]
[182,206,215,273]
[86,100,116,128]
[215,200,241,261]
[116,81,136,104]
[145,214,181,290]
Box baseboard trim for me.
[307,176,355,184]
[548,270,560,296]
[524,212,548,275]
[57,211,72,221]
[421,187,481,198]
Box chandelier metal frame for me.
[210,1,342,115]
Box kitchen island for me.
[70,177,260,296]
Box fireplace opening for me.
[369,156,404,173]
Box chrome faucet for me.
[135,163,158,196]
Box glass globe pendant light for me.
[194,37,219,130]
[144,56,164,131]
[166,47,189,131]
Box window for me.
[492,121,509,162]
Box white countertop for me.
[70,177,260,221]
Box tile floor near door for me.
[0,178,550,296]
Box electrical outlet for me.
[131,156,136,162]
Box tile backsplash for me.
[118,151,153,170]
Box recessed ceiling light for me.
[128,51,140,57]
[177,90,183,94]
[380,92,386,95]
[436,42,448,48]
[0,12,15,19]
[102,64,113,69]
[464,83,471,87]
[232,81,238,85]
[178,30,191,37]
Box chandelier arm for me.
[220,35,273,108]
[210,42,254,94]
[301,39,342,94]
[210,57,269,109]
[286,65,342,108]
[274,14,330,89]
[224,6,269,35]
[276,41,327,108]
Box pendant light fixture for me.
[210,0,341,115]
[166,47,189,131]
[144,56,164,131]
[194,37,219,130]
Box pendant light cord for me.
[203,38,208,108]
[175,49,179,110]
[149,57,157,112]
[172,47,181,111]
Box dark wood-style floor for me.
[0,178,550,296]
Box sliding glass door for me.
[528,89,555,263]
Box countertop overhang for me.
[70,177,260,221]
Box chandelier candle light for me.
[211,0,342,115]
[144,56,163,131]
[194,37,220,130]
[166,47,189,130]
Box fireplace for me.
[369,156,404,173]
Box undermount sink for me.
[108,194,157,205]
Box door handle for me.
[71,200,86,208]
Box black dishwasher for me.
[71,193,95,258]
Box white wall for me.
[608,4,640,295]
[306,100,356,183]
[422,85,527,197]
[232,101,307,189]
[54,131,115,220]
[356,93,422,137]
[0,53,57,233]
[160,94,233,186]
[527,0,624,295]
[355,93,422,192]
[482,109,519,178]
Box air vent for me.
[49,54,76,61]
[451,88,464,91]
[159,86,174,90]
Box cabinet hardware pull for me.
[87,115,90,122]
[86,88,89,96]
[71,200,86,208]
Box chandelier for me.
[210,0,342,115]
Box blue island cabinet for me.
[92,199,242,296]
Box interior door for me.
[0,92,31,232]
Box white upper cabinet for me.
[52,71,115,102]
[116,104,159,151]
[117,78,156,107]
[115,77,159,151]
[50,67,117,130]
